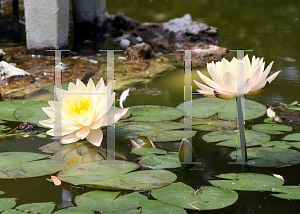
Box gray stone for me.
[162,13,217,35]
[0,61,31,78]
[24,0,69,50]
[120,39,130,48]
[136,36,143,42]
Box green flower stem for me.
[236,95,247,164]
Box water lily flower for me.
[39,78,129,146]
[194,55,281,99]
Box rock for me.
[136,36,143,42]
[120,39,130,48]
[114,34,131,42]
[107,12,139,37]
[124,42,155,59]
[0,49,5,61]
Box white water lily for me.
[194,55,281,99]
[120,88,130,108]
[39,78,129,146]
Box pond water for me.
[1,0,300,213]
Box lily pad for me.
[286,142,300,149]
[139,200,187,214]
[54,207,94,214]
[128,105,184,122]
[209,173,284,191]
[261,141,291,149]
[282,133,300,141]
[58,160,177,190]
[139,152,181,169]
[0,100,43,121]
[229,147,300,167]
[132,148,167,156]
[252,124,292,134]
[0,198,16,212]
[0,152,64,179]
[202,130,270,147]
[176,97,266,120]
[102,209,139,214]
[271,185,300,199]
[75,191,147,212]
[151,182,238,210]
[15,202,55,214]
[14,102,49,128]
[115,121,196,142]
[179,115,236,131]
[0,191,4,194]
[2,210,24,214]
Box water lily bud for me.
[267,107,276,119]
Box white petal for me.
[39,119,54,128]
[197,70,222,90]
[86,129,103,147]
[76,126,91,139]
[101,108,129,126]
[61,132,80,144]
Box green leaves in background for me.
[261,141,291,149]
[128,105,184,122]
[58,160,177,190]
[209,173,284,191]
[54,207,94,214]
[0,152,64,179]
[132,148,167,156]
[75,191,147,212]
[252,124,292,134]
[139,152,181,169]
[115,121,196,142]
[230,148,300,167]
[202,130,271,147]
[271,185,300,200]
[151,182,238,210]
[0,198,16,212]
[282,133,300,141]
[15,202,55,214]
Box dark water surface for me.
[0,0,300,213]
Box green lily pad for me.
[252,124,292,134]
[261,141,291,148]
[0,191,4,195]
[0,198,16,212]
[209,173,284,191]
[102,209,139,214]
[229,147,300,167]
[115,121,196,142]
[264,118,277,124]
[176,98,227,118]
[176,97,266,120]
[54,207,94,214]
[139,152,181,169]
[2,210,24,214]
[75,191,147,212]
[132,148,167,156]
[179,115,236,131]
[282,133,300,141]
[202,130,270,147]
[0,152,64,179]
[15,202,55,214]
[14,102,49,128]
[58,160,177,190]
[271,185,300,199]
[0,100,43,121]
[286,142,300,149]
[49,83,69,94]
[151,182,238,210]
[139,200,187,214]
[128,105,184,122]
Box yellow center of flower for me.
[69,97,90,117]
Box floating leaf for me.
[128,105,184,122]
[115,121,196,142]
[14,102,49,128]
[0,191,4,195]
[49,83,69,94]
[0,100,42,121]
[209,173,284,191]
[271,185,300,199]
[2,210,24,214]
[229,147,300,167]
[132,148,167,156]
[282,133,300,141]
[139,152,181,169]
[75,191,147,212]
[102,209,139,214]
[15,202,55,214]
[0,152,64,179]
[264,118,276,124]
[0,198,16,212]
[54,207,94,214]
[35,133,47,138]
[58,160,177,190]
[286,142,300,149]
[130,136,156,149]
[179,115,236,131]
[202,130,270,147]
[261,141,291,148]
[151,182,238,210]
[139,200,187,214]
[252,124,292,134]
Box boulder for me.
[0,61,34,85]
[124,42,155,60]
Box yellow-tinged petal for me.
[90,119,104,129]
[76,126,91,139]
[86,129,103,147]
[39,119,54,129]
[61,132,80,144]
